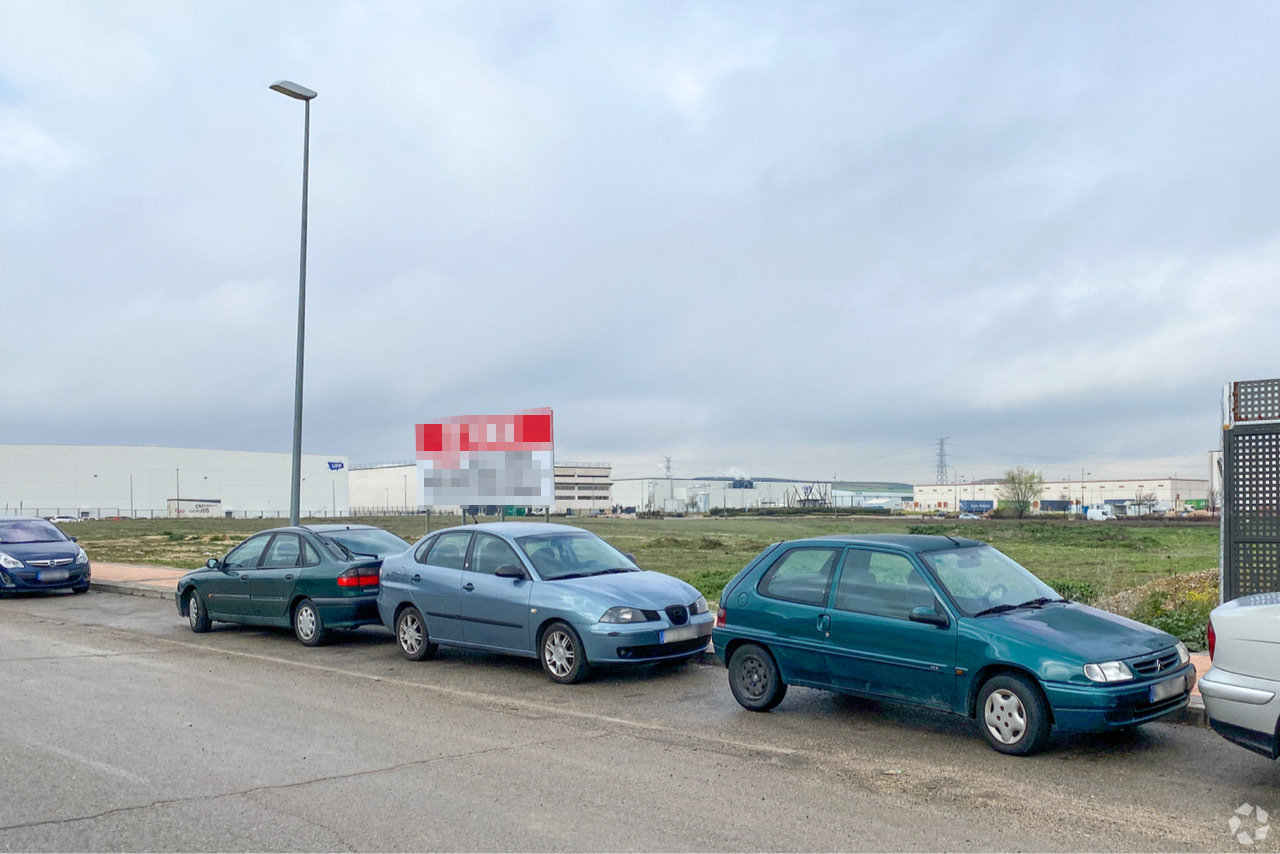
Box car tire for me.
[978,673,1052,755]
[728,643,787,712]
[293,598,327,647]
[396,606,438,661]
[540,620,590,684]
[187,590,211,633]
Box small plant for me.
[1130,588,1216,651]
[1044,578,1100,604]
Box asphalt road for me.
[2,591,1277,852]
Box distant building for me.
[0,444,349,519]
[912,476,1210,515]
[349,460,612,516]
[611,477,911,514]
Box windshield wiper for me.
[972,603,1020,618]
[591,567,638,576]
[973,597,1067,618]
[553,572,591,580]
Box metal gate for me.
[1222,378,1280,601]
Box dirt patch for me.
[1092,567,1220,618]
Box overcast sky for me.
[4,1,1277,484]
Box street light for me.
[270,79,317,527]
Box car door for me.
[824,547,957,709]
[203,534,272,619]
[459,532,534,652]
[406,531,470,643]
[247,533,306,622]
[750,545,841,685]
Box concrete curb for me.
[89,580,172,601]
[1171,695,1208,727]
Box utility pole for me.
[935,438,950,484]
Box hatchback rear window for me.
[757,547,839,606]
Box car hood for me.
[0,540,80,562]
[977,602,1177,663]
[545,570,700,608]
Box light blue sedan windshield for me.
[921,545,1059,617]
[515,532,637,581]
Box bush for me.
[1130,589,1215,652]
[1044,578,1100,604]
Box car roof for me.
[304,524,385,534]
[0,516,59,523]
[430,521,590,538]
[782,533,986,553]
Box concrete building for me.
[912,476,1210,515]
[0,444,350,519]
[349,461,613,516]
[611,477,910,514]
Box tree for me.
[999,467,1044,519]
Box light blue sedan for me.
[377,522,713,683]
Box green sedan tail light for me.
[337,566,380,588]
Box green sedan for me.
[175,524,410,646]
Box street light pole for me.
[271,79,317,528]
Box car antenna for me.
[945,534,962,546]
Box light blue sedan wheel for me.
[540,621,590,684]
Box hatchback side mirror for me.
[206,558,220,570]
[909,606,950,628]
[495,564,527,579]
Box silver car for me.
[1200,592,1280,758]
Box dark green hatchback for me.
[175,524,411,646]
[712,534,1197,755]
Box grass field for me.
[69,513,1219,600]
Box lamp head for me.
[270,80,317,101]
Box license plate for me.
[38,569,70,582]
[661,624,705,644]
[1149,674,1187,703]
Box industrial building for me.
[912,476,1210,515]
[0,445,350,519]
[611,477,911,514]
[349,461,613,516]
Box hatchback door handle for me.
[284,574,294,580]
[239,574,249,582]
[412,574,421,583]
[817,614,830,632]
[463,582,475,592]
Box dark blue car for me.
[0,516,91,594]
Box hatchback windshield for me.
[515,532,637,581]
[320,529,411,559]
[921,545,1059,617]
[0,520,69,545]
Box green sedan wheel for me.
[978,673,1051,755]
[187,590,211,633]
[293,598,327,647]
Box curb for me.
[89,580,172,601]
[1171,695,1208,727]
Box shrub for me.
[1045,578,1100,604]
[1130,589,1215,652]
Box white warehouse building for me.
[0,445,350,519]
[912,476,1210,515]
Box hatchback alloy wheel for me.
[540,620,590,684]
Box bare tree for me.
[999,467,1044,519]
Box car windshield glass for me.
[0,520,69,544]
[921,545,1059,617]
[515,532,636,580]
[323,529,411,559]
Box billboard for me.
[416,407,554,507]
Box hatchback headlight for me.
[599,606,656,624]
[690,595,709,615]
[1175,641,1189,666]
[75,548,89,566]
[1084,661,1135,683]
[0,552,23,570]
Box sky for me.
[3,1,1277,485]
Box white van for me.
[1086,507,1117,521]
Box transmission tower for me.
[935,438,949,484]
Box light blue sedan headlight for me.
[690,595,709,615]
[599,606,657,624]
